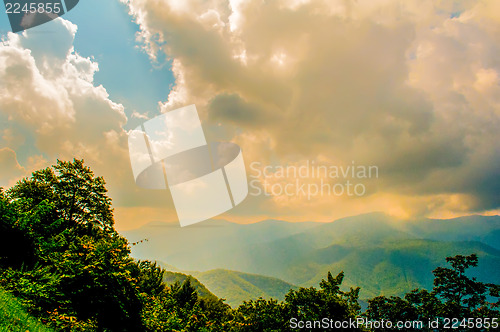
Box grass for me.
[0,287,53,332]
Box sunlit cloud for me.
[121,0,500,220]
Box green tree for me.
[2,159,243,331]
[233,298,287,332]
[284,271,362,331]
[135,260,166,296]
[8,159,115,237]
[230,271,362,332]
[434,254,487,315]
[1,160,143,331]
[365,254,500,332]
[171,278,198,310]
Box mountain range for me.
[122,213,500,305]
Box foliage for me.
[123,213,500,301]
[365,254,500,331]
[0,286,54,332]
[0,159,141,330]
[1,160,499,331]
[163,271,218,300]
[8,159,115,235]
[140,277,233,331]
[230,271,362,331]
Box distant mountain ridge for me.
[191,269,296,307]
[156,262,296,307]
[123,213,500,300]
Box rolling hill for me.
[123,213,500,300]
[191,269,297,307]
[157,264,297,307]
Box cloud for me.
[131,110,150,119]
[0,148,25,187]
[0,18,180,230]
[122,0,500,219]
[208,93,277,127]
[0,20,126,150]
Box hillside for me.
[0,287,54,332]
[158,264,297,307]
[162,271,218,300]
[191,269,297,308]
[123,213,500,300]
[290,239,500,298]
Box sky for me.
[0,0,499,230]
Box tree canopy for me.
[0,159,498,331]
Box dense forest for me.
[0,160,499,331]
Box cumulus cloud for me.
[0,20,125,152]
[122,0,500,219]
[0,18,177,229]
